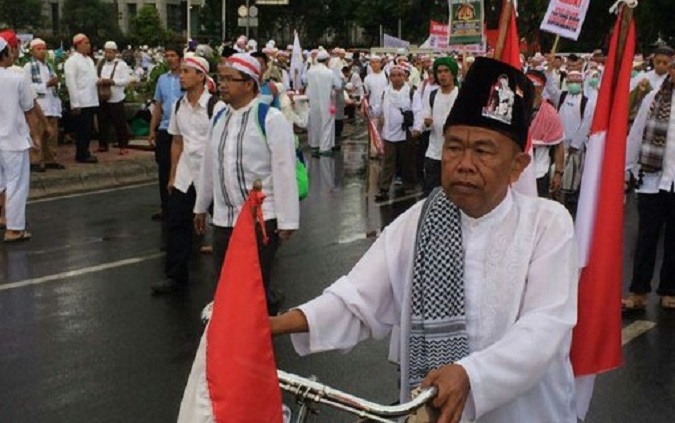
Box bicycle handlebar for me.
[278,370,437,422]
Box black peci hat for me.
[444,57,534,150]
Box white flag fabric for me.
[290,31,304,90]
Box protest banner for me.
[540,0,591,41]
[448,0,484,45]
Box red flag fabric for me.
[498,0,522,70]
[571,7,636,377]
[205,188,283,422]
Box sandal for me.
[621,293,648,311]
[4,230,32,243]
[660,296,675,309]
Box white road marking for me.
[28,182,155,204]
[621,320,656,346]
[376,192,421,207]
[0,252,163,292]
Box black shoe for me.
[374,191,390,202]
[76,156,98,164]
[45,163,66,170]
[151,279,187,296]
[331,146,341,152]
[30,164,46,173]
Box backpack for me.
[557,91,588,118]
[174,93,219,119]
[429,88,438,109]
[212,102,309,200]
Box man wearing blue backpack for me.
[194,53,299,315]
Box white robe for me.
[291,191,579,423]
[306,63,339,152]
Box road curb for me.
[28,157,158,200]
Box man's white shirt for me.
[0,68,34,151]
[64,52,99,109]
[23,59,62,117]
[168,91,220,194]
[194,98,299,230]
[99,58,131,103]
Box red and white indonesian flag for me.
[570,6,635,420]
[178,189,283,423]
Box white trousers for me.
[0,149,30,231]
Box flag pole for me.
[494,0,513,60]
[612,4,635,87]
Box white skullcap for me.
[317,50,330,61]
[331,47,340,54]
[225,53,262,82]
[345,82,354,90]
[370,55,382,61]
[247,39,257,47]
[30,38,46,49]
[73,33,87,45]
[104,41,118,50]
[182,55,210,74]
[286,45,293,51]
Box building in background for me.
[42,0,202,35]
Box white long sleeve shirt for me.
[626,89,675,194]
[98,58,131,104]
[23,59,62,117]
[423,87,459,160]
[291,190,578,423]
[545,74,595,149]
[194,98,299,230]
[363,71,388,111]
[168,91,222,194]
[373,85,411,142]
[64,52,99,109]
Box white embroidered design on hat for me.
[482,74,515,125]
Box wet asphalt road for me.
[1,131,674,423]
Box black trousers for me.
[98,101,130,149]
[416,132,430,182]
[212,220,280,308]
[72,107,97,161]
[164,185,196,284]
[154,130,172,218]
[630,190,675,296]
[379,138,417,192]
[422,158,441,198]
[537,174,551,198]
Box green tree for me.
[0,0,44,30]
[128,4,169,47]
[61,0,124,48]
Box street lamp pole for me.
[187,0,191,43]
[245,0,250,39]
[222,0,227,42]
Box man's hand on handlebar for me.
[421,364,470,423]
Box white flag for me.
[290,31,304,90]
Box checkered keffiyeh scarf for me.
[640,76,673,173]
[409,188,470,389]
[30,58,56,97]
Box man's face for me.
[104,48,116,61]
[566,59,583,72]
[441,126,530,218]
[76,38,91,55]
[165,50,180,70]
[218,66,252,105]
[436,65,454,88]
[389,69,405,89]
[32,44,47,61]
[554,57,562,69]
[370,59,382,72]
[180,66,204,90]
[653,54,672,76]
